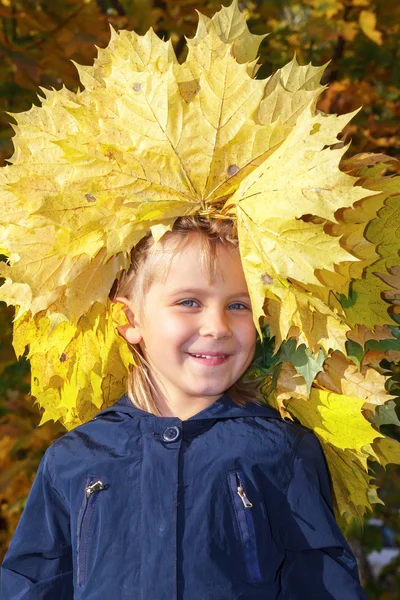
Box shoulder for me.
[283,426,332,500]
[250,404,315,458]
[44,411,139,481]
[238,403,318,490]
[36,412,140,507]
[261,410,327,488]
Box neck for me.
[150,380,220,420]
[156,394,220,420]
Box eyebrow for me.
[165,287,251,299]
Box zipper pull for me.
[236,474,253,508]
[85,480,105,499]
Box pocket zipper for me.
[236,473,253,508]
[86,480,105,498]
[77,478,105,588]
[228,470,262,584]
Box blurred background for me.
[0,1,399,597]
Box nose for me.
[198,307,233,339]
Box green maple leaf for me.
[276,338,325,395]
[370,400,400,428]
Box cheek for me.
[243,329,257,367]
[243,333,257,365]
[159,316,194,344]
[239,320,257,348]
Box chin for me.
[192,386,228,397]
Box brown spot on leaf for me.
[85,193,97,203]
[261,273,274,285]
[133,83,141,92]
[60,353,67,362]
[178,79,200,102]
[227,164,239,177]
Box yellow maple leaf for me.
[12,301,133,429]
[343,177,400,329]
[229,107,376,341]
[270,351,400,522]
[258,55,328,127]
[370,437,400,468]
[0,0,392,442]
[185,0,267,72]
[285,388,398,523]
[263,287,350,353]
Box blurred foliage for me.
[0,0,399,164]
[0,0,399,595]
[345,462,400,597]
[250,0,400,156]
[0,301,64,560]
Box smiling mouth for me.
[187,353,232,365]
[189,353,229,359]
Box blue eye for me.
[229,303,247,310]
[177,300,248,309]
[179,300,198,307]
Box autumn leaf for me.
[336,158,400,330]
[376,264,400,317]
[307,0,344,19]
[274,337,325,395]
[0,1,399,526]
[370,401,400,428]
[184,0,267,69]
[258,55,328,127]
[11,301,134,428]
[317,351,393,409]
[1,0,376,401]
[286,388,400,523]
[347,324,399,347]
[359,10,383,46]
[273,361,308,411]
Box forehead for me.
[154,234,245,289]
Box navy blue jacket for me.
[1,393,367,599]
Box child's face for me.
[119,235,257,410]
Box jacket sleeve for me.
[0,446,73,600]
[279,430,368,600]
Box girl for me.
[1,216,367,599]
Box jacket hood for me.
[93,392,283,423]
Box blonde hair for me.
[112,216,265,416]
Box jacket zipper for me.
[86,480,105,498]
[76,478,105,588]
[236,475,253,508]
[228,470,262,584]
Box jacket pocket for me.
[228,470,263,584]
[76,476,105,588]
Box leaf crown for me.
[1,0,399,525]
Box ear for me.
[113,296,143,345]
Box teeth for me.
[191,354,226,358]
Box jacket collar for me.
[94,392,281,423]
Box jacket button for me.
[162,426,180,442]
